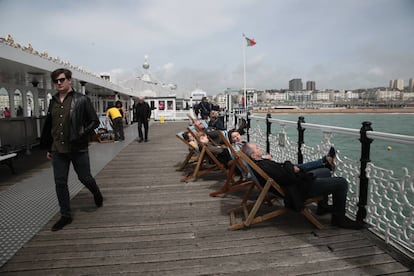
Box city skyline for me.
[1,0,413,95]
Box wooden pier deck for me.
[0,121,412,275]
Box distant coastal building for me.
[306,81,316,91]
[389,80,395,89]
[409,78,414,92]
[390,79,404,91]
[395,79,404,91]
[289,78,303,91]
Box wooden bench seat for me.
[0,153,17,174]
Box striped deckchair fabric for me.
[209,130,255,197]
[179,127,227,182]
[176,131,199,172]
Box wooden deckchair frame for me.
[228,150,324,231]
[187,114,196,125]
[176,131,199,172]
[180,127,227,182]
[209,131,255,197]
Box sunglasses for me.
[53,77,67,84]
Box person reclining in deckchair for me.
[198,132,232,168]
[182,131,198,151]
[241,142,363,230]
[208,111,226,131]
[228,128,336,172]
[193,120,224,145]
[228,128,337,212]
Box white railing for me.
[241,113,414,259]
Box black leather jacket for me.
[40,91,99,151]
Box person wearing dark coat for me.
[241,142,363,230]
[208,111,225,130]
[40,68,103,231]
[134,96,151,142]
[197,97,211,120]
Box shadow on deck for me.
[0,121,412,275]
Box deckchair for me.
[209,130,255,197]
[176,131,199,171]
[228,150,324,231]
[180,127,227,182]
[187,113,196,125]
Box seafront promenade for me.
[0,121,413,275]
[254,108,414,114]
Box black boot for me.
[331,215,363,230]
[51,216,72,231]
[93,189,103,207]
[316,203,333,215]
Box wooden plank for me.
[0,122,412,275]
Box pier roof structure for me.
[0,122,412,274]
[0,37,134,97]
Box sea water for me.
[250,113,414,251]
[250,113,414,177]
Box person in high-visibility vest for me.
[106,104,125,141]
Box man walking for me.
[134,96,151,142]
[40,68,103,231]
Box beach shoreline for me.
[253,108,414,114]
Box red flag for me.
[245,36,256,47]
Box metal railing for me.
[233,111,414,260]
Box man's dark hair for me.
[182,131,190,141]
[51,68,72,81]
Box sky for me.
[1,0,413,96]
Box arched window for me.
[14,90,23,116]
[0,88,9,118]
[26,91,34,117]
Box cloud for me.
[1,0,413,94]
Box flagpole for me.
[243,34,247,109]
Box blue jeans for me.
[307,168,348,219]
[52,151,100,217]
[296,158,325,171]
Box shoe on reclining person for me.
[316,203,333,215]
[328,146,336,159]
[331,215,363,230]
[323,147,336,172]
[51,216,72,231]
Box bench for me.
[0,153,17,174]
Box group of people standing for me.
[105,96,152,142]
[40,68,152,231]
[2,105,24,118]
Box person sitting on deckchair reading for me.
[241,142,363,230]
